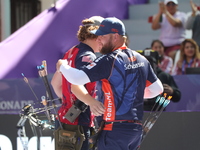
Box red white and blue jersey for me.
[58,42,96,126]
[82,46,157,129]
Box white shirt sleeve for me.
[60,63,90,85]
[144,78,163,99]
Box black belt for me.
[105,120,142,125]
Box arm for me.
[58,59,164,99]
[163,83,181,102]
[157,68,181,102]
[190,0,198,17]
[151,2,162,30]
[185,0,198,29]
[151,13,162,30]
[144,78,163,99]
[57,59,90,85]
[157,1,182,27]
[56,59,105,116]
[164,11,183,27]
[51,71,62,98]
[71,85,105,116]
[162,72,181,102]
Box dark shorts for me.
[97,123,142,150]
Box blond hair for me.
[77,18,99,42]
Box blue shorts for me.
[97,123,142,150]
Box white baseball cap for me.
[164,0,178,5]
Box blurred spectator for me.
[144,67,181,111]
[172,39,200,75]
[151,40,173,74]
[185,0,200,49]
[140,49,181,111]
[151,0,186,61]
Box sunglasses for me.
[166,2,176,6]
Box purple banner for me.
[166,75,200,112]
[0,0,131,79]
[0,75,57,114]
[0,75,200,114]
[127,0,148,4]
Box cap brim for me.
[90,29,108,35]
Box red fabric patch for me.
[148,16,153,23]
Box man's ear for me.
[113,33,119,42]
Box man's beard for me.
[100,39,114,54]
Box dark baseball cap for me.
[90,17,126,36]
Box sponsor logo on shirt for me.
[124,62,144,70]
[86,62,96,69]
[104,92,113,121]
[128,56,137,62]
